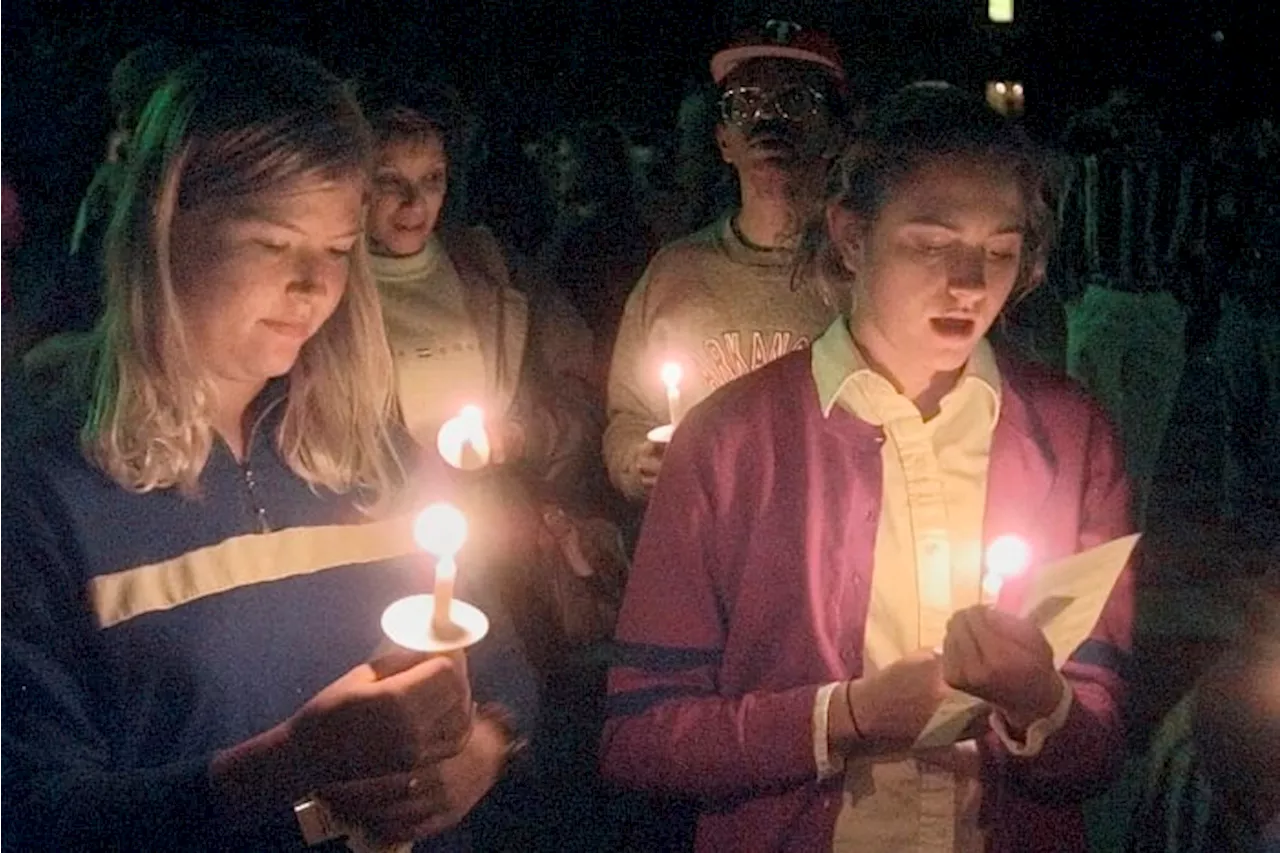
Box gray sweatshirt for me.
[604,213,835,501]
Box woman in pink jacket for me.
[602,84,1135,853]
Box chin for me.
[376,231,429,257]
[260,345,307,378]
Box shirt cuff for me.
[813,682,846,780]
[989,673,1074,757]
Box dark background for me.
[2,0,1274,240]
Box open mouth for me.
[930,317,977,338]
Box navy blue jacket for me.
[2,384,539,851]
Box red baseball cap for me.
[710,20,846,86]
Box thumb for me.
[374,653,459,695]
[369,648,433,681]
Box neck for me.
[735,160,825,250]
[848,316,963,419]
[212,379,267,461]
[370,238,431,260]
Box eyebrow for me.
[903,215,1024,235]
[248,214,362,240]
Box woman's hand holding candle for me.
[267,653,472,794]
[829,650,949,756]
[634,440,666,494]
[940,606,1063,732]
[319,711,509,845]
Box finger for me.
[440,650,469,684]
[979,607,1044,645]
[943,614,986,689]
[415,708,474,764]
[403,810,465,842]
[369,648,433,681]
[969,607,1046,659]
[364,792,452,845]
[322,772,419,813]
[376,654,459,696]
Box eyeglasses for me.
[719,85,827,125]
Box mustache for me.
[745,120,797,142]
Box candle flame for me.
[436,405,491,469]
[660,361,683,391]
[414,502,468,558]
[983,534,1031,599]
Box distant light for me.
[989,0,1014,23]
[1012,83,1024,96]
[1212,30,1225,43]
[995,82,1008,94]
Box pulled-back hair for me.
[360,76,467,153]
[795,84,1054,310]
[86,44,403,510]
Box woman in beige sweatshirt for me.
[361,81,599,501]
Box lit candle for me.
[983,534,1031,604]
[436,405,491,471]
[413,502,469,636]
[661,361,683,427]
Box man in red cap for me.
[604,21,848,503]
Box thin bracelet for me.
[844,680,866,741]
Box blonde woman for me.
[2,46,536,851]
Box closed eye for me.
[915,241,951,257]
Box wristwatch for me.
[294,798,411,853]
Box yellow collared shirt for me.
[812,317,1000,853]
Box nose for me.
[947,245,988,293]
[397,183,429,212]
[288,249,343,298]
[753,96,784,122]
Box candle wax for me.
[432,556,457,635]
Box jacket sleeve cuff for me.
[989,673,1074,757]
[813,682,845,780]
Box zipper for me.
[239,392,287,535]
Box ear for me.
[825,203,866,276]
[713,124,733,164]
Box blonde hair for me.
[85,45,404,510]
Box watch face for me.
[294,799,342,845]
